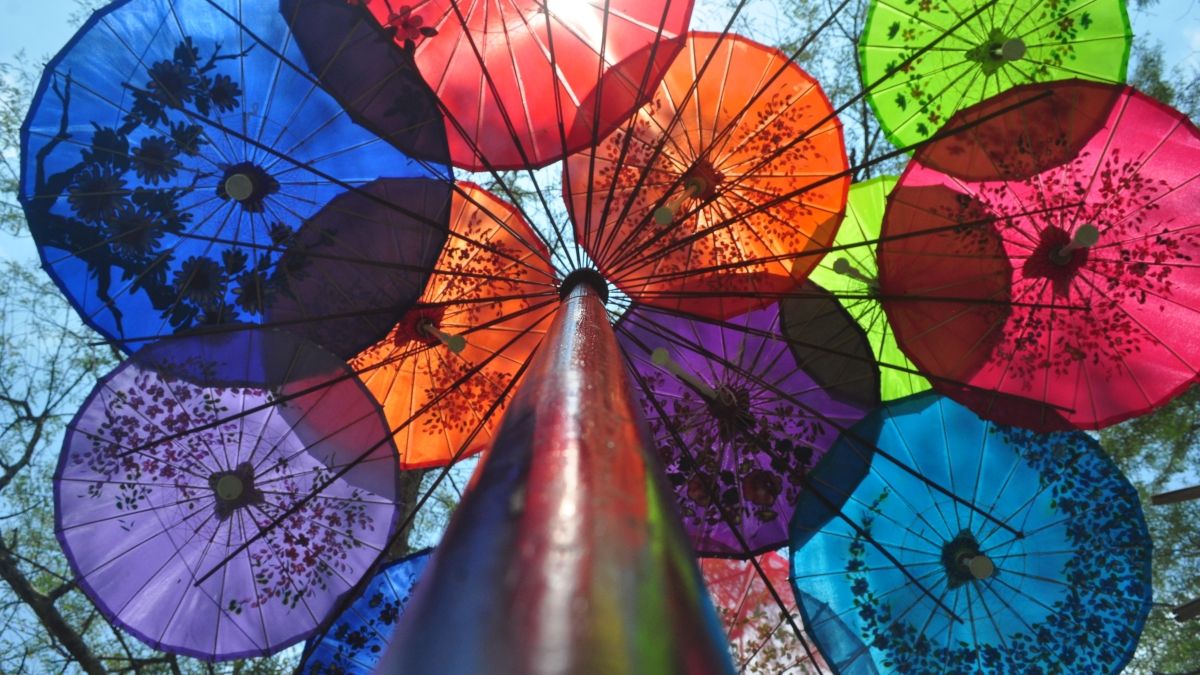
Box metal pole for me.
[378,281,734,674]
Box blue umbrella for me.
[790,393,1152,674]
[20,0,451,357]
[299,549,433,674]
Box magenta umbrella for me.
[55,329,400,660]
[880,80,1200,431]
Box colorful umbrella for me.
[288,0,693,171]
[880,80,1200,431]
[55,329,402,659]
[799,175,930,401]
[300,549,433,674]
[350,182,559,469]
[700,552,827,673]
[790,392,1152,673]
[860,0,1131,148]
[20,0,451,356]
[565,31,850,320]
[617,299,877,557]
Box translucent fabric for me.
[20,0,451,356]
[55,330,401,659]
[566,32,849,320]
[881,81,1200,430]
[790,393,1152,674]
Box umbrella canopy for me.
[350,182,559,469]
[800,176,930,401]
[617,300,877,557]
[790,393,1152,674]
[860,0,1131,148]
[300,549,433,674]
[565,31,849,321]
[55,329,402,660]
[879,80,1200,431]
[20,0,451,357]
[700,552,827,673]
[289,0,693,171]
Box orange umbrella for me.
[351,182,559,469]
[564,32,849,320]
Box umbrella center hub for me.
[209,463,265,520]
[683,159,724,200]
[219,162,279,212]
[1023,225,1096,295]
[941,530,994,588]
[707,384,755,441]
[395,304,449,346]
[966,30,1027,74]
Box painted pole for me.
[378,279,734,674]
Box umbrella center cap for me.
[683,159,724,200]
[209,463,265,520]
[708,384,755,441]
[219,162,280,212]
[993,38,1026,62]
[216,474,243,501]
[941,530,994,587]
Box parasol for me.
[300,549,433,674]
[55,329,402,660]
[790,392,1152,673]
[350,181,560,469]
[288,0,693,171]
[617,298,877,557]
[860,0,1131,148]
[700,552,827,673]
[798,175,929,401]
[880,80,1200,430]
[20,0,451,356]
[565,31,849,320]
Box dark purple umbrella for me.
[55,329,400,660]
[616,298,878,557]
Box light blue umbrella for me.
[790,393,1151,673]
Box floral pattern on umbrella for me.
[618,301,875,557]
[860,0,1131,148]
[55,329,401,659]
[790,393,1152,674]
[300,549,433,673]
[881,81,1200,430]
[565,32,849,321]
[351,182,559,469]
[20,0,450,356]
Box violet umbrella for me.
[616,298,878,557]
[55,329,401,660]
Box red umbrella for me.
[880,80,1200,431]
[327,0,694,170]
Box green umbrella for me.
[860,0,1131,149]
[799,176,929,401]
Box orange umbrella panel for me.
[352,183,559,469]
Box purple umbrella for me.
[616,299,878,557]
[54,329,400,660]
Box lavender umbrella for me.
[616,300,878,557]
[54,329,400,660]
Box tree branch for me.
[0,534,106,675]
